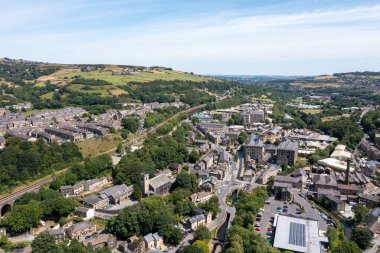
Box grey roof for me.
[99,184,133,199]
[369,207,380,217]
[274,175,300,184]
[83,194,106,206]
[144,233,155,243]
[76,206,90,213]
[152,232,162,241]
[70,221,95,233]
[313,175,337,186]
[149,174,171,189]
[48,228,65,235]
[278,139,298,151]
[84,177,106,187]
[245,134,263,147]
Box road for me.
[352,106,372,169]
[173,148,243,252]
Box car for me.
[254,222,260,227]
[296,211,302,215]
[311,205,315,209]
[266,237,271,242]
[283,205,288,209]
[255,227,260,231]
[284,202,287,204]
[267,228,273,231]
[257,213,262,217]
[283,209,288,213]
[256,217,261,221]
[265,200,270,204]
[266,232,272,235]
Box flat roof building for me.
[273,215,328,253]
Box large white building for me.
[273,215,328,253]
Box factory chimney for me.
[345,159,351,185]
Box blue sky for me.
[1,0,379,75]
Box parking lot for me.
[255,194,328,242]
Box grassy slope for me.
[58,69,212,85]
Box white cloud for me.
[1,3,379,75]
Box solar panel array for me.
[289,222,306,247]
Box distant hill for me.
[209,75,306,82]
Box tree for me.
[159,225,183,245]
[237,131,248,144]
[3,201,43,233]
[173,172,198,192]
[330,240,362,253]
[32,234,60,253]
[181,245,200,253]
[122,117,140,133]
[194,225,211,242]
[351,227,373,250]
[189,150,200,163]
[352,205,369,224]
[192,240,209,253]
[132,184,142,200]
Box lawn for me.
[76,134,123,158]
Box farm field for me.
[300,109,322,114]
[58,69,212,85]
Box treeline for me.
[50,154,113,190]
[224,187,279,253]
[6,82,120,114]
[1,188,78,234]
[0,138,82,193]
[361,109,380,141]
[144,107,183,128]
[113,123,190,186]
[124,80,218,105]
[71,77,112,86]
[0,61,60,85]
[206,96,249,110]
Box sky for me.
[0,0,380,75]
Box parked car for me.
[267,228,273,231]
[255,227,260,231]
[254,222,260,227]
[265,200,271,204]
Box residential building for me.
[144,233,164,250]
[243,134,264,163]
[274,175,303,189]
[47,228,66,243]
[273,182,292,201]
[75,207,95,220]
[60,183,84,196]
[83,234,117,250]
[359,194,380,208]
[202,153,214,169]
[67,221,96,240]
[84,177,108,191]
[190,192,213,203]
[277,139,298,166]
[257,164,281,184]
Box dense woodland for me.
[0,138,82,193]
[224,187,280,253]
